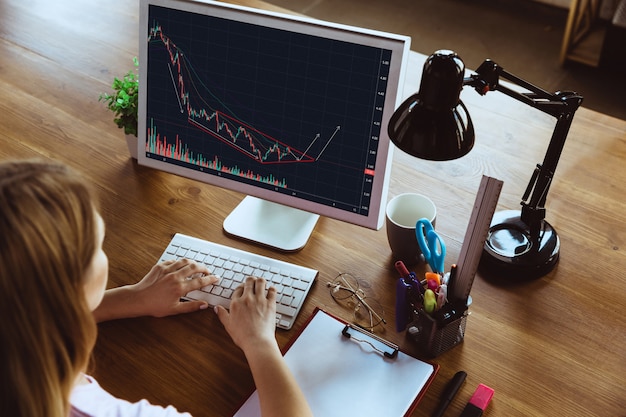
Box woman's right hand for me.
[214,276,278,353]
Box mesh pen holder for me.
[406,306,468,358]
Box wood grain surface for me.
[1,0,624,415]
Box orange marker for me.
[425,271,441,286]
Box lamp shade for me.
[388,50,475,161]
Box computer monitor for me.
[138,0,410,251]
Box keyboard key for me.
[293,280,309,290]
[292,290,305,307]
[186,290,212,303]
[276,303,297,317]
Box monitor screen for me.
[138,0,410,251]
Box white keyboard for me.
[158,233,318,330]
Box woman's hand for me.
[93,259,218,322]
[132,259,218,317]
[214,276,313,417]
[214,276,277,352]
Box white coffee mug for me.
[385,193,437,265]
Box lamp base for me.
[480,210,559,282]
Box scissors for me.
[415,218,446,274]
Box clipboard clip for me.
[342,324,399,359]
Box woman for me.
[0,159,312,417]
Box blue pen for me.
[407,271,424,296]
[395,277,413,331]
[394,261,425,331]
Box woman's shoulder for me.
[71,375,192,417]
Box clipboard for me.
[233,308,439,417]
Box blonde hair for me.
[0,159,99,417]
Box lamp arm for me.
[463,60,583,235]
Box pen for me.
[395,260,410,278]
[395,276,412,331]
[395,260,424,297]
[431,370,466,417]
[447,264,458,302]
[408,271,424,296]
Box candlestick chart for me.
[144,5,392,213]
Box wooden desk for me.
[1,0,625,415]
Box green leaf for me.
[99,57,139,136]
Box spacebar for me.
[185,290,230,308]
[186,290,296,317]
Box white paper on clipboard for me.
[233,309,437,417]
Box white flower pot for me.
[125,134,138,159]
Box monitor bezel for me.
[138,0,410,230]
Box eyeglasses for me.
[327,273,386,332]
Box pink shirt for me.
[71,375,192,417]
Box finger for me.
[254,277,268,298]
[232,283,245,299]
[170,260,210,278]
[177,300,210,314]
[162,258,201,272]
[214,305,229,326]
[162,258,192,271]
[266,285,277,303]
[183,261,211,276]
[184,274,220,292]
[150,259,177,276]
[157,259,189,276]
[242,276,256,294]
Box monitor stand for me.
[223,196,320,252]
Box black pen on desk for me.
[431,370,467,417]
[446,264,458,301]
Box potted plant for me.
[99,57,139,158]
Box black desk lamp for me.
[388,50,583,281]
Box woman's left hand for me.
[94,258,218,322]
